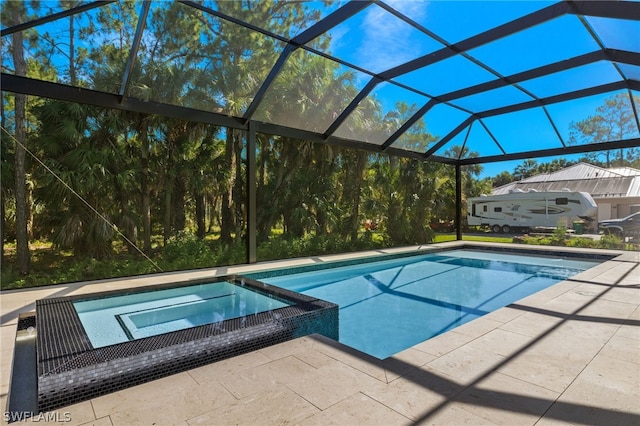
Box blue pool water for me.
[74,281,291,348]
[258,249,600,359]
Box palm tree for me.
[33,101,118,258]
[514,159,539,180]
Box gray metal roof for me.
[627,176,640,197]
[493,162,640,197]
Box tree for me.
[33,101,118,258]
[1,98,12,264]
[569,92,640,167]
[7,2,31,274]
[204,1,326,244]
[513,159,538,180]
[536,158,575,174]
[441,145,490,223]
[492,171,515,188]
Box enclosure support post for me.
[456,164,462,241]
[247,121,257,263]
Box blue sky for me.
[311,1,640,178]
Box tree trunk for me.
[139,122,152,253]
[220,128,236,244]
[163,187,172,244]
[195,191,206,239]
[12,9,30,274]
[256,140,300,242]
[349,152,367,241]
[173,178,186,233]
[233,130,244,242]
[163,140,174,244]
[69,13,76,86]
[207,194,219,233]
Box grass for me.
[432,233,514,244]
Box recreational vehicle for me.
[467,190,598,233]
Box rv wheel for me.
[502,225,511,233]
[491,224,501,233]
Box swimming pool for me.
[253,248,602,359]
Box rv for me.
[467,189,598,233]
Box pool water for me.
[74,281,291,348]
[258,249,599,359]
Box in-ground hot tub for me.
[35,275,338,412]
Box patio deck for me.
[1,242,639,425]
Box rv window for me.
[555,198,568,205]
[494,207,502,212]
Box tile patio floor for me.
[1,242,639,425]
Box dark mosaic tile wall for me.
[36,276,338,413]
[17,312,36,331]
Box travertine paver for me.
[498,312,563,337]
[466,328,534,357]
[91,372,235,426]
[0,243,638,426]
[617,320,640,341]
[407,402,501,425]
[215,355,312,399]
[362,365,460,421]
[380,348,437,382]
[296,392,411,426]
[186,349,272,385]
[497,351,587,394]
[427,345,507,383]
[46,401,95,426]
[450,317,503,338]
[599,333,640,363]
[455,372,560,425]
[186,384,320,426]
[282,356,383,410]
[411,330,475,357]
[305,335,389,382]
[540,354,640,425]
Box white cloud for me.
[356,1,432,73]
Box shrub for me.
[598,233,625,250]
[549,227,568,246]
[256,233,385,262]
[566,237,598,248]
[160,231,215,268]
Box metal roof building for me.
[493,162,640,219]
